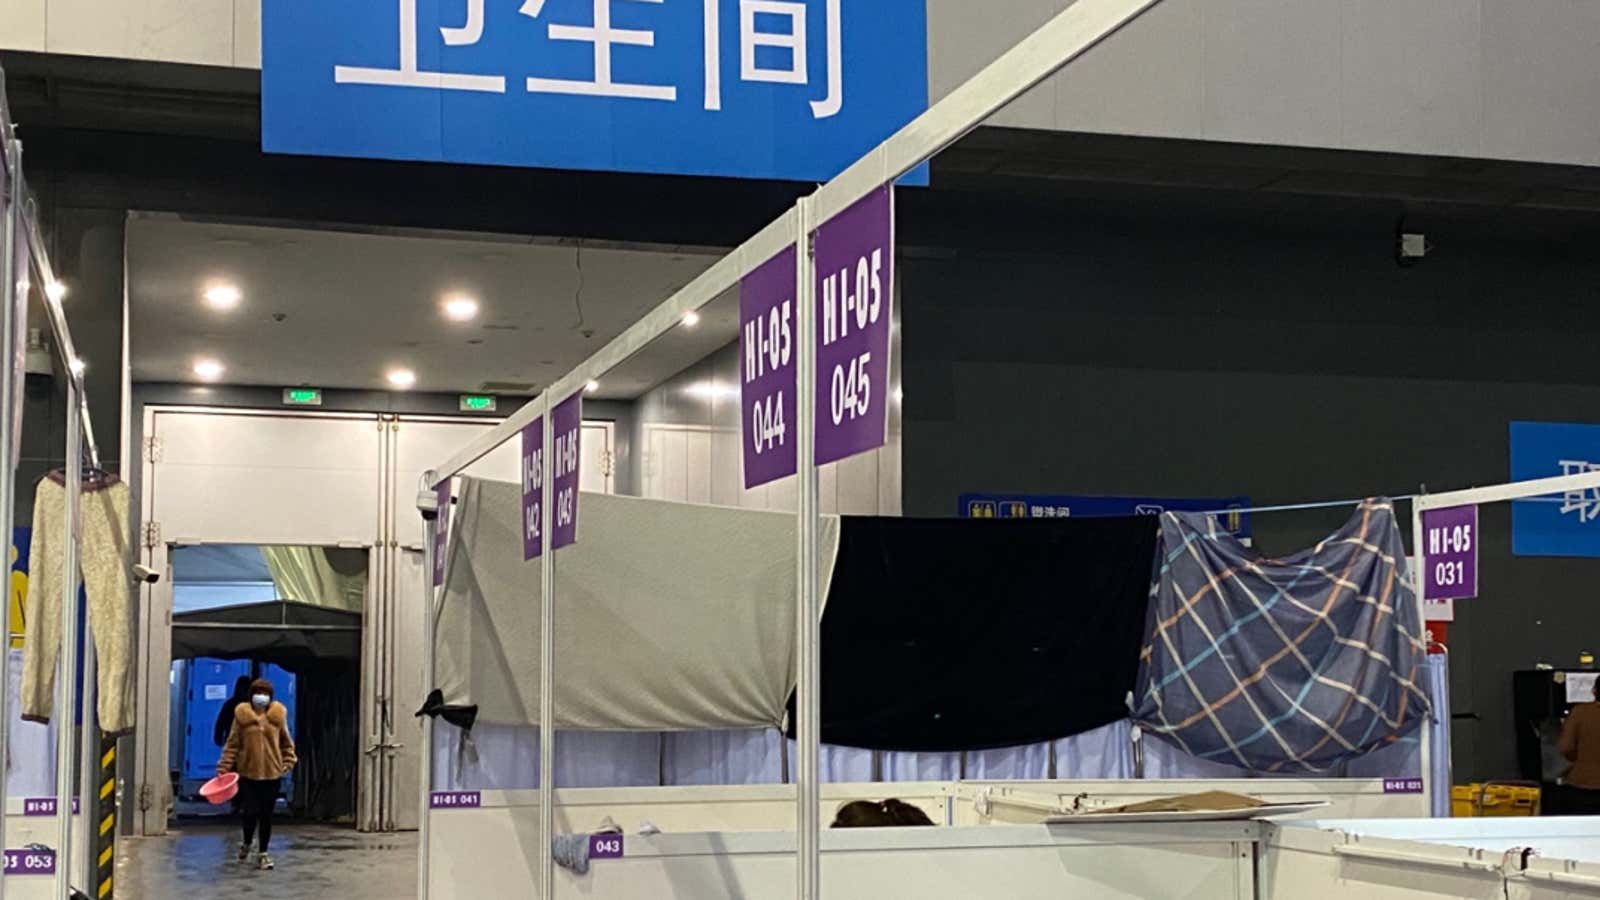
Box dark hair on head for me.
[830,799,935,829]
[249,678,275,699]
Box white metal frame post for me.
[416,470,439,900]
[1412,470,1600,817]
[538,400,555,900]
[55,377,82,900]
[0,131,20,900]
[793,196,820,900]
[1409,498,1431,815]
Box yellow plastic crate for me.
[1452,783,1541,817]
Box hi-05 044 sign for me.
[740,247,797,488]
[263,0,928,183]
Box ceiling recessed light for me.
[45,282,67,303]
[387,368,418,389]
[682,310,701,328]
[585,380,600,394]
[204,283,242,310]
[193,358,225,381]
[442,295,480,322]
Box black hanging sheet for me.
[791,515,1158,752]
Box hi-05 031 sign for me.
[263,0,928,183]
[1422,505,1477,601]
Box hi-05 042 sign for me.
[263,0,928,183]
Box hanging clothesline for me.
[1194,496,1418,518]
[1197,492,1579,518]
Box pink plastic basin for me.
[200,773,239,805]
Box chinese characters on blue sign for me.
[1510,421,1600,558]
[959,494,1253,538]
[263,0,929,183]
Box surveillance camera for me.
[133,564,161,585]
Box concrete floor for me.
[117,824,416,899]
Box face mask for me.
[251,694,271,709]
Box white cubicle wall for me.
[1264,816,1600,900]
[424,778,1424,899]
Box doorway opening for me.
[166,544,364,828]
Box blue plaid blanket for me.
[1132,499,1431,773]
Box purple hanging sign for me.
[432,479,451,587]
[521,416,545,561]
[3,849,55,875]
[551,392,582,550]
[740,246,798,489]
[813,186,894,466]
[1422,505,1478,600]
[429,791,481,809]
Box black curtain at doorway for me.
[280,658,359,823]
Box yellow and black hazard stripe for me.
[94,738,116,899]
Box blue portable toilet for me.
[182,658,253,783]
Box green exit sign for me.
[460,395,498,412]
[282,388,324,407]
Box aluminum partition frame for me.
[0,125,19,900]
[16,189,98,473]
[793,196,819,900]
[415,470,439,900]
[54,377,82,900]
[418,1,1175,896]
[425,0,1167,486]
[2,79,109,898]
[1410,469,1600,818]
[538,399,554,900]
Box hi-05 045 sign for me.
[263,0,928,183]
[814,186,893,466]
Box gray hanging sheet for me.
[1133,499,1432,773]
[435,478,839,731]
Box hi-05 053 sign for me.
[263,0,928,183]
[3,849,55,876]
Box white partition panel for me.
[390,418,521,548]
[431,814,1257,900]
[3,799,90,900]
[389,547,427,830]
[957,779,1427,825]
[147,409,382,545]
[1514,858,1600,899]
[1263,824,1509,900]
[1298,817,1600,865]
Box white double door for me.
[134,408,613,835]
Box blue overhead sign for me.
[262,0,929,183]
[959,494,1253,538]
[1510,421,1600,558]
